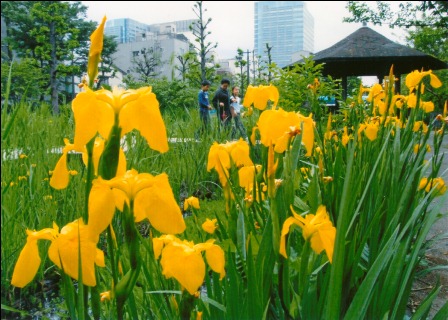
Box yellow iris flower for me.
[153,235,225,295]
[88,16,107,82]
[419,177,446,196]
[89,169,185,235]
[390,95,406,109]
[238,164,263,194]
[50,137,127,190]
[413,121,428,133]
[358,84,371,104]
[254,108,315,156]
[184,196,200,210]
[405,70,442,92]
[341,126,351,147]
[72,86,168,153]
[207,139,253,187]
[280,205,336,263]
[50,138,78,190]
[11,219,105,288]
[364,122,379,141]
[202,218,218,234]
[243,84,279,110]
[366,83,385,103]
[421,101,435,113]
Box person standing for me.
[212,78,232,133]
[195,80,213,140]
[230,86,248,141]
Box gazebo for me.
[288,26,447,99]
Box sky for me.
[81,1,408,59]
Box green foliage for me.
[0,1,118,112]
[233,48,249,96]
[151,79,199,118]
[175,50,198,84]
[1,1,95,113]
[1,59,47,104]
[408,26,448,62]
[272,57,341,114]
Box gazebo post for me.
[377,74,384,86]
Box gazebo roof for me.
[289,26,447,78]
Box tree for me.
[97,35,119,88]
[1,1,94,114]
[234,48,248,96]
[343,1,448,61]
[347,76,362,96]
[1,58,46,105]
[251,54,268,85]
[189,1,218,83]
[130,45,164,82]
[175,50,197,82]
[265,43,274,83]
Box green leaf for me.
[432,300,448,320]
[410,282,441,320]
[293,195,310,212]
[247,237,261,319]
[344,228,399,320]
[0,304,29,316]
[237,209,246,260]
[2,102,21,142]
[200,295,226,312]
[305,166,321,213]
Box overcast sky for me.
[81,1,408,60]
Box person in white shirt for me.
[230,86,248,140]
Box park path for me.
[409,130,448,318]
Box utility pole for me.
[246,50,250,88]
[252,50,256,84]
[265,43,273,83]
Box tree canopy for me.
[1,1,117,113]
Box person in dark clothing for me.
[195,80,213,140]
[212,78,232,133]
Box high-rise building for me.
[104,18,150,44]
[254,1,314,68]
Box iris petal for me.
[11,240,41,288]
[205,244,226,279]
[120,92,169,153]
[50,153,69,190]
[135,174,185,234]
[160,244,205,295]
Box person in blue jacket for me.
[195,80,213,139]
